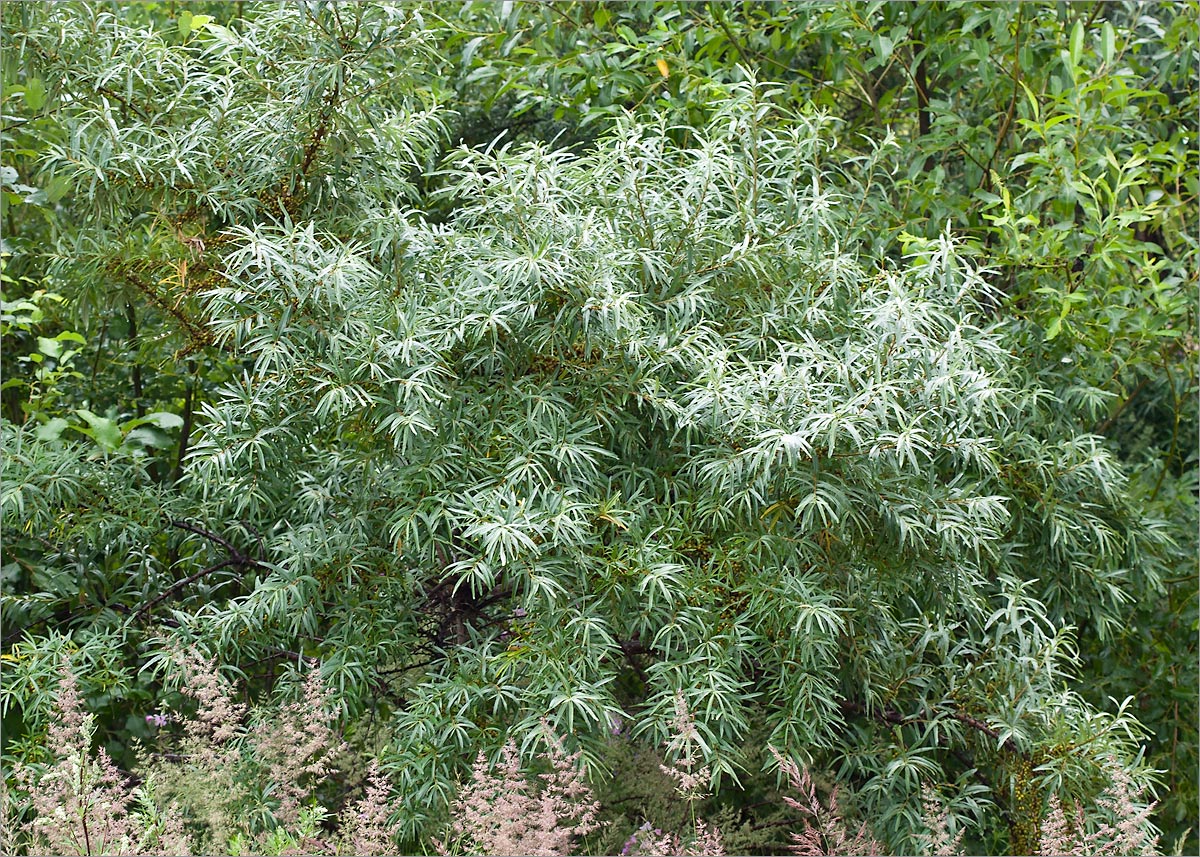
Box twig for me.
[980,6,1024,190]
[1093,377,1149,436]
[170,520,241,556]
[130,522,264,622]
[131,558,235,623]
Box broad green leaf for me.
[121,411,184,432]
[33,418,69,441]
[36,336,62,359]
[124,426,172,449]
[874,34,894,64]
[73,409,123,451]
[24,77,45,111]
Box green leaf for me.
[874,34,894,65]
[1069,19,1085,70]
[1101,22,1115,65]
[44,174,72,204]
[36,336,62,359]
[961,10,990,35]
[73,409,123,452]
[34,418,69,442]
[461,35,485,68]
[178,10,193,39]
[121,411,184,433]
[593,5,610,29]
[124,426,172,449]
[24,77,45,111]
[200,22,237,44]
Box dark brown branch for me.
[243,646,305,669]
[171,368,195,485]
[130,522,265,622]
[113,265,211,350]
[617,637,653,685]
[980,5,1024,190]
[839,699,1028,759]
[125,303,144,420]
[170,520,242,557]
[1094,377,1149,436]
[131,558,235,623]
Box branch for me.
[130,522,265,622]
[243,646,305,669]
[131,558,235,623]
[839,699,1028,759]
[1093,377,1149,436]
[170,520,241,557]
[171,370,195,485]
[980,5,1024,190]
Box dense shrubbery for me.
[4,658,1162,856]
[2,2,1195,854]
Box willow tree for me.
[1,3,1171,853]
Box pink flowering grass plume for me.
[1036,756,1159,856]
[172,645,248,749]
[660,691,711,803]
[336,760,401,856]
[253,660,349,827]
[623,819,726,857]
[444,725,600,856]
[917,785,963,857]
[627,693,725,856]
[146,644,251,847]
[770,748,882,857]
[12,657,192,856]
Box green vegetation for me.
[2,2,1195,854]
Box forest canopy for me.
[1,2,1196,855]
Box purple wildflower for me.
[621,822,655,856]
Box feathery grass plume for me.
[12,657,193,856]
[336,760,400,856]
[253,661,348,827]
[917,785,963,857]
[443,728,600,856]
[659,691,711,803]
[144,645,250,848]
[623,819,726,856]
[770,748,882,857]
[173,646,248,748]
[628,692,726,856]
[1038,794,1083,857]
[1036,756,1159,856]
[1,781,15,857]
[689,820,726,856]
[15,659,136,855]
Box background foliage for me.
[2,2,1195,854]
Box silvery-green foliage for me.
[190,79,1160,847]
[2,4,1166,852]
